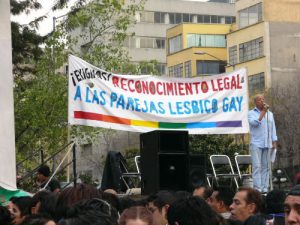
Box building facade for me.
[166,23,232,77]
[126,0,235,75]
[227,0,300,173]
[227,0,300,95]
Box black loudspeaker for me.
[188,154,207,191]
[140,130,189,195]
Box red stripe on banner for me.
[74,111,131,125]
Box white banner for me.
[68,55,249,134]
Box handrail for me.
[17,141,74,184]
[42,142,75,191]
[16,147,43,168]
[41,141,74,165]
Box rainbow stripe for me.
[74,111,242,129]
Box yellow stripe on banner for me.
[131,120,158,128]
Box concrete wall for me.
[268,22,300,171]
[269,22,300,85]
[76,130,140,181]
[264,0,300,23]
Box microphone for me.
[264,103,270,110]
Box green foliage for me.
[10,0,41,15]
[79,173,93,185]
[64,0,147,143]
[123,148,140,172]
[190,134,246,156]
[14,30,70,163]
[189,134,246,172]
[13,0,148,185]
[66,0,146,70]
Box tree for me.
[11,0,45,77]
[14,30,70,160]
[266,83,300,176]
[66,0,146,69]
[13,0,147,162]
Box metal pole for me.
[41,149,44,164]
[53,16,56,32]
[270,157,273,190]
[72,144,77,186]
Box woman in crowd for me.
[119,206,153,225]
[167,196,227,225]
[55,183,101,221]
[8,196,32,225]
[20,214,56,225]
[57,198,118,225]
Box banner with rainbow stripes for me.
[68,55,249,134]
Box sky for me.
[11,0,76,36]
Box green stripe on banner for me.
[159,122,187,129]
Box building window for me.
[196,60,226,75]
[218,16,225,24]
[154,38,165,49]
[187,34,226,48]
[168,35,182,54]
[156,63,166,75]
[154,12,168,24]
[168,66,174,77]
[225,16,233,24]
[140,11,154,23]
[184,61,192,78]
[138,11,236,25]
[169,63,184,77]
[183,13,190,23]
[154,12,167,23]
[141,63,166,75]
[229,45,237,65]
[248,73,265,96]
[125,36,165,49]
[191,14,198,23]
[239,37,263,63]
[238,3,262,28]
[203,15,211,23]
[140,38,153,48]
[211,15,218,24]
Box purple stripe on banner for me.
[216,121,242,127]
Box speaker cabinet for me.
[188,154,207,191]
[140,131,189,195]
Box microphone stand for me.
[267,110,273,191]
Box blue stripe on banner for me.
[187,122,217,128]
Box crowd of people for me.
[1,177,300,225]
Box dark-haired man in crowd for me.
[284,185,300,225]
[193,184,213,200]
[147,190,176,225]
[208,187,235,219]
[230,187,263,223]
[37,165,61,193]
